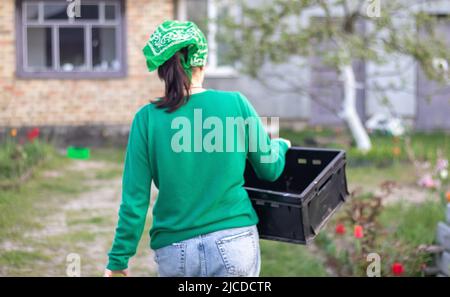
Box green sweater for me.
[107,89,288,270]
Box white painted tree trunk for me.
[339,64,372,151]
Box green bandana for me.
[143,20,208,79]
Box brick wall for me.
[0,0,173,127]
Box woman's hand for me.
[104,268,129,277]
[278,138,291,148]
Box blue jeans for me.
[154,225,261,277]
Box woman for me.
[104,20,290,277]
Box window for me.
[177,0,237,77]
[16,0,126,78]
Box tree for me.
[219,0,450,151]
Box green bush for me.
[280,128,450,167]
[0,140,53,180]
[347,146,402,167]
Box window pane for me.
[79,5,99,20]
[59,28,85,71]
[186,0,208,36]
[92,27,119,71]
[44,4,68,20]
[26,4,39,21]
[44,3,99,20]
[105,5,116,20]
[26,27,53,70]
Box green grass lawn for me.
[260,240,327,276]
[0,145,127,276]
[0,152,84,240]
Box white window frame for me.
[177,0,238,78]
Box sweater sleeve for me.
[237,92,289,182]
[107,108,152,271]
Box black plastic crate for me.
[244,147,349,244]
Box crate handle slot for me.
[317,175,333,195]
[312,159,322,165]
[297,158,307,164]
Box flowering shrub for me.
[417,158,448,190]
[0,128,51,182]
[315,179,441,277]
[404,136,449,194]
[315,186,386,276]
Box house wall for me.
[204,66,311,120]
[416,16,450,131]
[364,16,417,121]
[0,0,171,128]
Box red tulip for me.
[392,262,404,276]
[354,225,364,239]
[27,128,40,142]
[335,223,346,235]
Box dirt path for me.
[0,159,158,277]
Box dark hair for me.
[156,47,191,112]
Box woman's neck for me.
[190,88,206,95]
[189,80,206,94]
